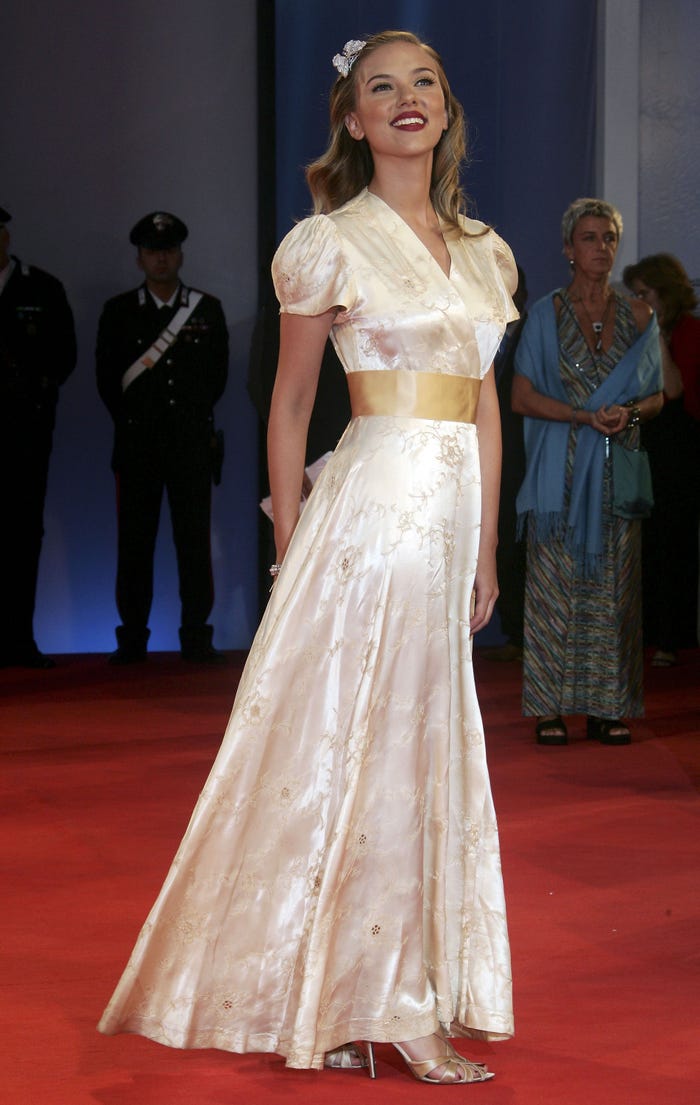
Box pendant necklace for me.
[571,289,615,353]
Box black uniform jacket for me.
[96,284,229,470]
[0,257,77,431]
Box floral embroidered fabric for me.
[98,189,518,1068]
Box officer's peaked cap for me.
[130,211,188,249]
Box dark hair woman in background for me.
[624,253,700,666]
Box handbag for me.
[611,441,654,519]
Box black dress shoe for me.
[108,645,148,665]
[0,647,56,669]
[26,650,57,669]
[181,644,227,664]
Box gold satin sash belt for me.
[347,370,481,424]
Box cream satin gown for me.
[98,189,518,1069]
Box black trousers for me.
[494,384,526,648]
[495,490,526,647]
[0,419,53,656]
[114,435,214,644]
[642,403,700,651]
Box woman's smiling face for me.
[344,41,448,158]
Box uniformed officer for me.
[0,207,77,668]
[96,212,229,663]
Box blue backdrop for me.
[275,0,596,301]
[6,1,596,655]
[272,0,596,642]
[4,2,261,656]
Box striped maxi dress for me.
[522,289,644,719]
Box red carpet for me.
[1,649,698,1104]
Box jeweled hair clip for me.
[332,39,366,77]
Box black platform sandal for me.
[535,715,568,745]
[586,716,631,745]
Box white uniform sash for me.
[121,290,203,392]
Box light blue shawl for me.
[515,293,662,576]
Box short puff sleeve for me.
[272,215,357,316]
[490,231,520,323]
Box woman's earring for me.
[568,259,575,270]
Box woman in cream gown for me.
[99,31,517,1083]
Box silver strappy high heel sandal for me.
[325,1037,491,1083]
[391,1038,494,1084]
[324,1042,376,1078]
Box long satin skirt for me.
[98,414,512,1068]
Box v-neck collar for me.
[363,189,453,280]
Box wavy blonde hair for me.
[306,30,479,236]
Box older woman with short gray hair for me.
[512,197,663,745]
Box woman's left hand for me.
[594,404,630,434]
[470,555,499,636]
